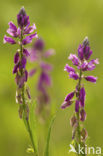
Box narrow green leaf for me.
[23,100,38,153]
[44,115,56,156]
[29,100,38,149]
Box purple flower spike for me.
[80,87,85,107]
[62,37,98,143]
[75,100,79,112]
[69,72,79,80]
[61,101,73,109]
[4,35,16,44]
[14,52,19,64]
[68,54,79,66]
[65,91,75,102]
[80,109,86,121]
[85,76,97,83]
[64,64,75,73]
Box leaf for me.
[23,100,38,152]
[29,100,38,149]
[44,115,56,156]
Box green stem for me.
[76,69,82,144]
[20,29,38,156]
[75,69,86,156]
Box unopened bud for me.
[80,109,86,121]
[70,115,77,127]
[26,87,31,99]
[83,36,89,46]
[18,106,23,119]
[81,128,88,141]
[25,105,29,120]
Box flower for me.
[64,64,75,73]
[17,7,30,28]
[61,37,99,143]
[28,38,55,115]
[80,109,86,121]
[61,101,73,109]
[4,7,38,89]
[65,92,75,101]
[69,71,79,80]
[68,54,79,66]
[4,35,16,44]
[80,87,85,107]
[4,7,38,121]
[75,100,79,112]
[85,76,97,83]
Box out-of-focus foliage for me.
[0,0,103,156]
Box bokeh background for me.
[0,0,103,156]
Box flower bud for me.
[17,7,30,28]
[81,128,88,141]
[80,109,86,121]
[14,52,19,64]
[83,36,89,46]
[75,100,79,112]
[70,115,77,127]
[18,106,23,119]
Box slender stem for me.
[75,69,86,156]
[74,69,82,155]
[20,29,38,156]
[76,69,82,143]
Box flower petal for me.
[3,35,16,44]
[24,23,36,34]
[68,54,79,66]
[85,76,97,83]
[75,100,79,112]
[65,91,75,102]
[64,64,75,73]
[80,109,86,121]
[23,48,30,56]
[44,49,55,58]
[29,68,37,77]
[80,87,85,107]
[14,52,19,64]
[61,101,73,109]
[69,71,79,80]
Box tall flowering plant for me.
[3,7,38,155]
[28,39,54,119]
[61,37,99,154]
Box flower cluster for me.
[61,37,99,142]
[3,7,38,119]
[28,39,54,114]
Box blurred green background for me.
[0,0,103,155]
